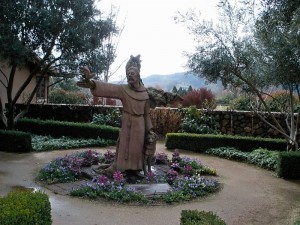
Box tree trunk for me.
[6,105,15,130]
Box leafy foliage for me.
[176,0,300,150]
[264,91,300,112]
[32,135,116,151]
[37,150,101,183]
[0,190,52,225]
[166,133,287,152]
[180,106,220,134]
[205,147,279,171]
[182,87,216,109]
[230,96,252,111]
[91,108,121,127]
[0,0,116,129]
[48,89,87,104]
[39,149,219,204]
[180,209,226,225]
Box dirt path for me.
[1,143,300,225]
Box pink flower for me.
[185,165,193,171]
[113,170,124,184]
[95,175,110,186]
[146,171,155,183]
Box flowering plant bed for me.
[37,149,220,204]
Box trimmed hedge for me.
[0,190,52,225]
[0,130,31,153]
[180,210,226,225]
[277,151,300,179]
[165,133,287,152]
[16,118,119,140]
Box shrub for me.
[277,151,300,179]
[247,148,279,170]
[48,88,87,104]
[264,91,300,112]
[180,106,220,134]
[205,147,279,171]
[165,133,286,152]
[0,190,52,225]
[230,95,252,111]
[92,108,121,127]
[180,209,226,225]
[16,118,119,140]
[182,88,216,109]
[0,129,31,152]
[31,135,116,151]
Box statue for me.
[77,55,157,177]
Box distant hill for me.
[143,72,223,93]
[112,72,223,94]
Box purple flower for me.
[113,170,125,184]
[145,171,155,183]
[104,150,116,164]
[170,162,181,172]
[183,164,194,177]
[166,169,178,183]
[155,152,168,164]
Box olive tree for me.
[177,0,300,150]
[0,0,117,130]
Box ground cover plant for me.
[204,147,279,171]
[37,149,220,204]
[180,209,226,225]
[31,135,116,151]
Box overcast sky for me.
[97,0,219,80]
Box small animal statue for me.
[143,130,158,175]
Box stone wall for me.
[14,104,288,138]
[152,108,286,138]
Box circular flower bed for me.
[37,149,220,204]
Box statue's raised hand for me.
[76,66,96,89]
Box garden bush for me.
[181,87,216,109]
[277,151,300,179]
[205,147,279,171]
[229,95,252,110]
[31,135,116,151]
[180,209,226,225]
[91,107,121,127]
[0,129,31,152]
[48,88,86,104]
[180,106,219,134]
[16,118,119,140]
[165,133,286,152]
[0,190,52,225]
[264,91,300,112]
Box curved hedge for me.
[165,133,287,152]
[0,130,31,152]
[16,118,119,140]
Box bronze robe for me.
[91,81,153,171]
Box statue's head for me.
[125,55,142,86]
[125,55,141,74]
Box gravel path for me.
[1,143,300,225]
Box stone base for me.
[128,183,172,196]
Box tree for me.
[172,86,178,93]
[177,0,300,150]
[0,0,117,130]
[187,85,193,92]
[182,87,216,109]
